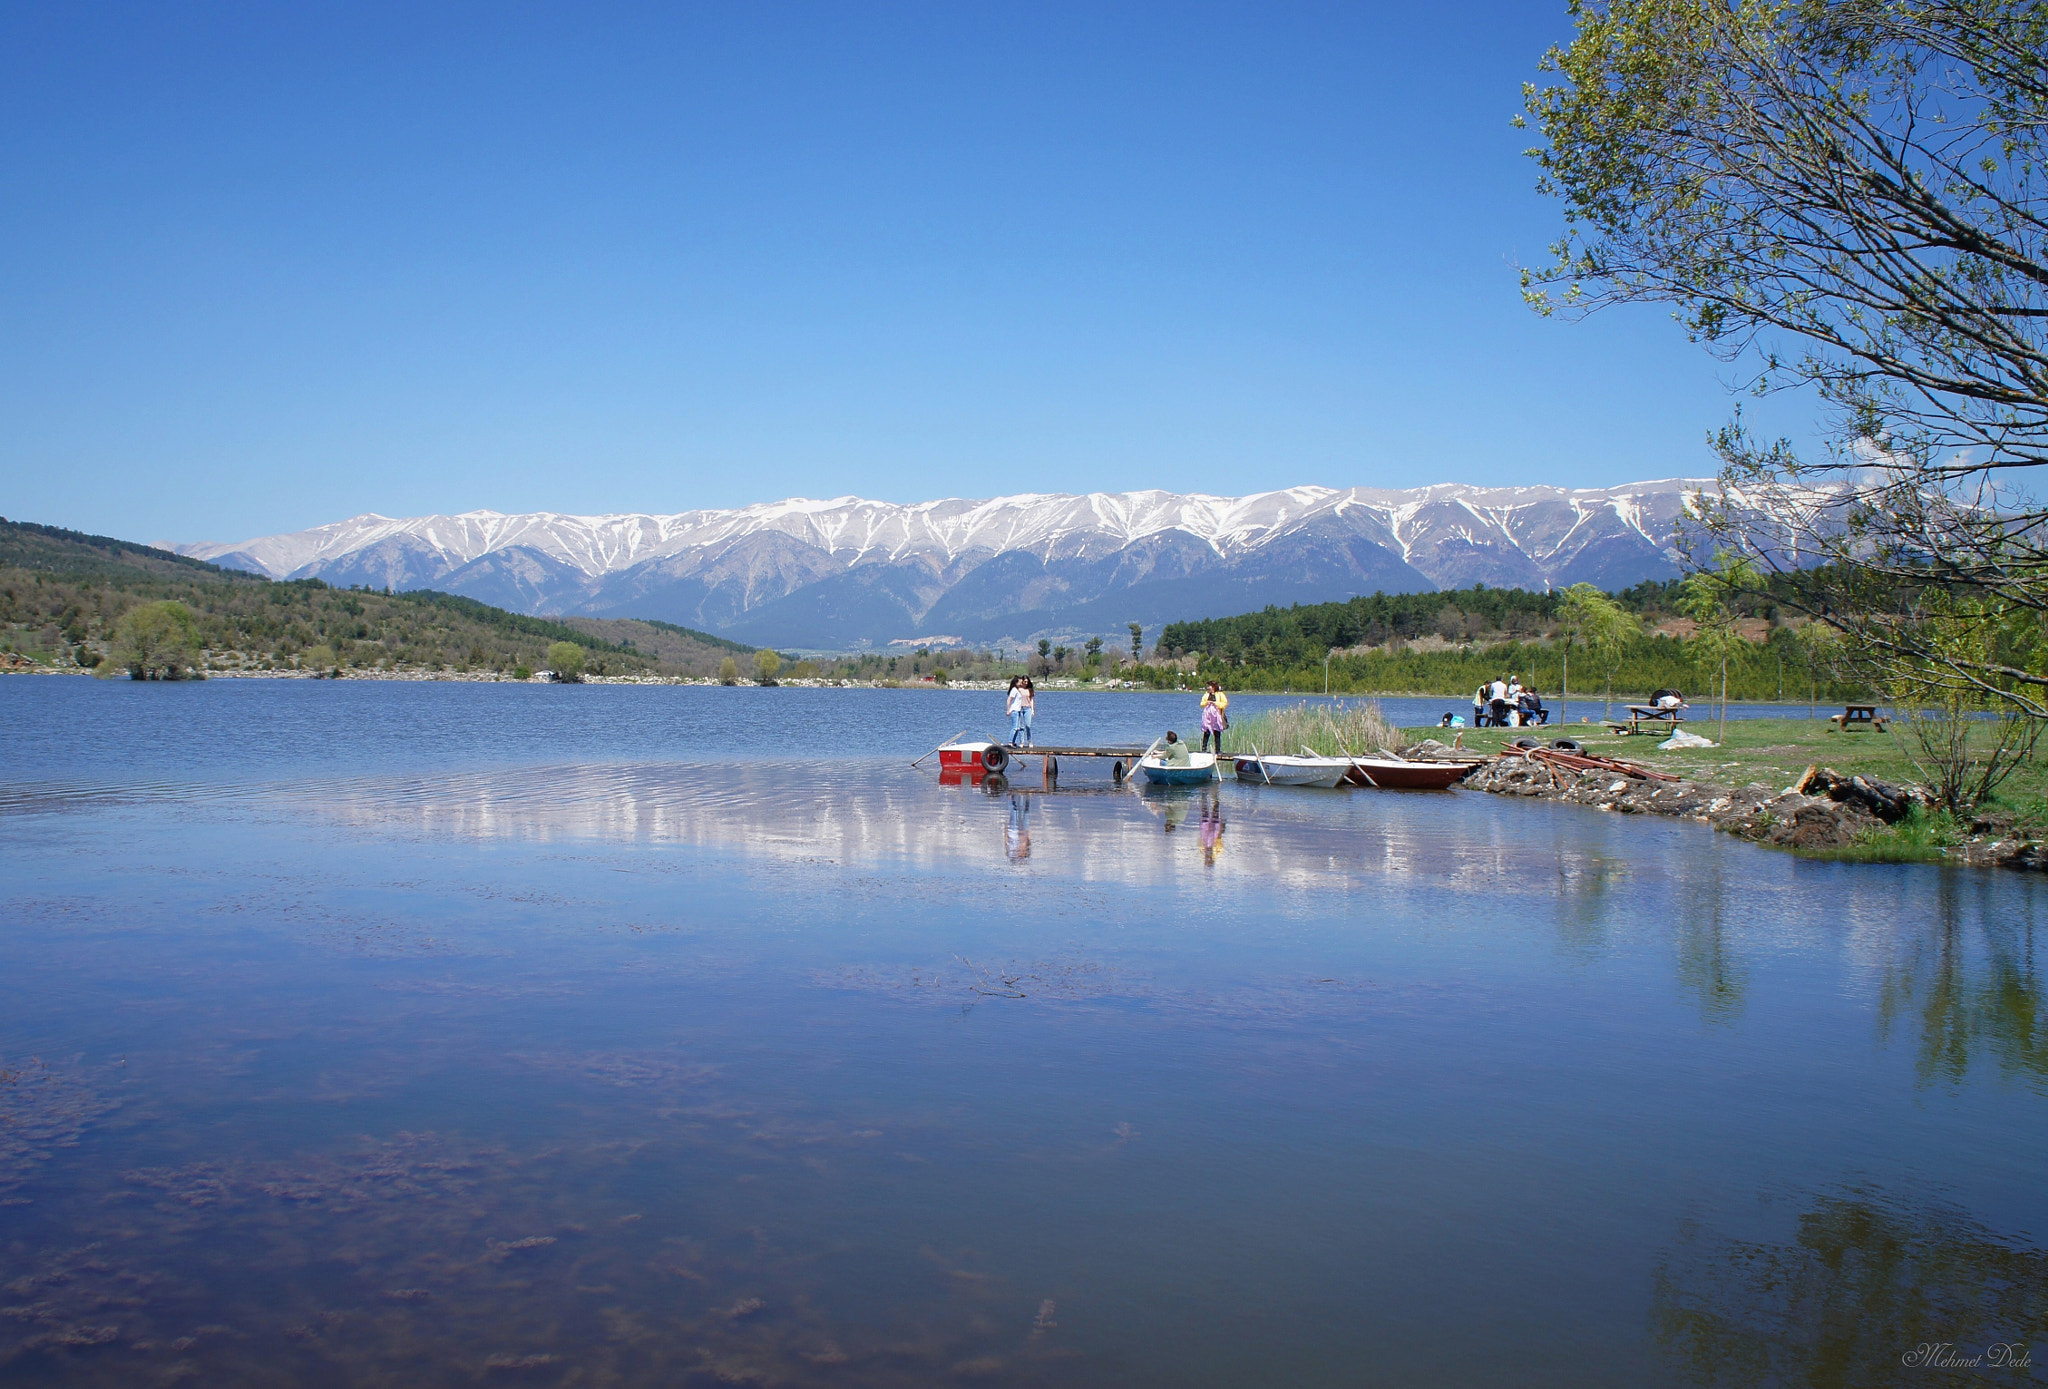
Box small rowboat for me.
[1232,754,1351,788]
[1139,751,1218,785]
[1341,756,1483,790]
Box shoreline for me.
[1459,748,2043,871]
[0,664,1842,707]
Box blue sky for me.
[1,3,1807,544]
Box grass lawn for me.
[1404,713,2048,837]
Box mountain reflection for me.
[1653,1191,2048,1386]
[1876,873,2046,1089]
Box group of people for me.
[1004,676,1037,747]
[1461,675,1548,728]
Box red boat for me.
[1340,756,1484,790]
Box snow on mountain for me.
[171,480,1710,648]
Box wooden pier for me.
[997,744,1151,786]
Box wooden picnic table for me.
[1829,704,1889,731]
[1608,704,1686,735]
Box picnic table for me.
[1608,704,1686,736]
[1829,703,1889,732]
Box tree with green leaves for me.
[1524,0,2048,722]
[1793,619,1842,719]
[1129,622,1144,662]
[1889,593,2042,812]
[718,655,739,685]
[100,599,202,680]
[546,641,585,682]
[1555,581,1637,720]
[753,648,780,685]
[1678,556,1761,741]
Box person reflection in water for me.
[1005,793,1032,860]
[1199,792,1225,867]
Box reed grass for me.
[1225,700,1402,758]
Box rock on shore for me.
[1457,753,2042,869]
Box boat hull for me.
[1232,755,1349,788]
[1341,758,1482,790]
[1140,753,1218,785]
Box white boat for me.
[1139,751,1218,785]
[1231,754,1351,788]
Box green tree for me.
[546,641,586,682]
[1678,556,1760,742]
[718,655,739,685]
[753,648,780,684]
[1888,595,2041,814]
[100,599,202,680]
[1524,0,2048,721]
[1129,622,1144,662]
[1793,619,1841,719]
[1555,582,1636,721]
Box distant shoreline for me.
[0,665,1831,708]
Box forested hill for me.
[1142,578,1867,704]
[0,518,753,677]
[0,517,246,579]
[1156,582,1683,667]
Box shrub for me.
[99,600,202,680]
[512,664,533,680]
[547,641,586,682]
[754,649,780,685]
[719,656,740,685]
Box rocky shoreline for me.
[1459,748,2045,871]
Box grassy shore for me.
[1415,715,2048,852]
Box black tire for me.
[1550,738,1585,754]
[1513,737,1543,750]
[982,746,1009,774]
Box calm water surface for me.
[3,680,2044,1387]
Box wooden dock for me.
[997,744,1151,786]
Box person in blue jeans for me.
[1006,677,1036,747]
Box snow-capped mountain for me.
[170,481,1707,648]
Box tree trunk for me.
[1561,646,1569,723]
[1720,657,1729,744]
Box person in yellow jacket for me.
[1198,682,1229,754]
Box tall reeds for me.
[1225,700,1401,758]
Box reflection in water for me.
[1675,859,1748,1026]
[1199,793,1226,867]
[1653,1191,2048,1386]
[1006,793,1033,861]
[1878,873,2047,1090]
[1552,853,1628,958]
[5,748,2048,1386]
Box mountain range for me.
[170,480,1709,649]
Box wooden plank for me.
[1006,745,1149,757]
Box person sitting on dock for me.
[1199,682,1229,754]
[1161,731,1191,766]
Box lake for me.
[3,679,2043,1386]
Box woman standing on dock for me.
[1006,676,1036,748]
[1199,681,1228,754]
